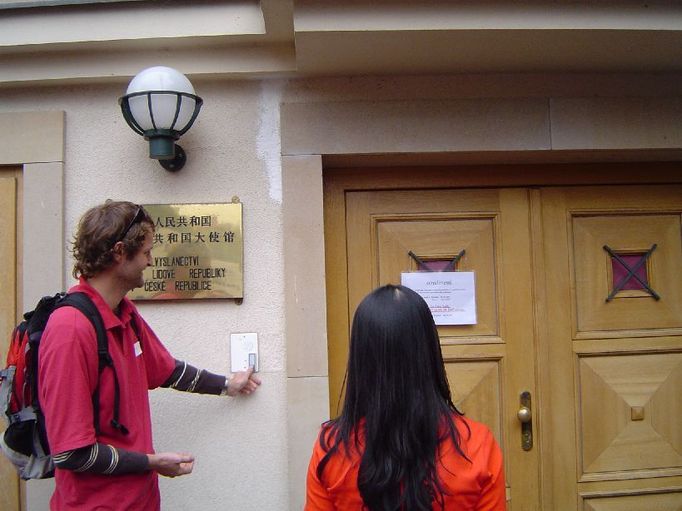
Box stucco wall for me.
[0,80,290,510]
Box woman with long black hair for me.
[306,284,506,510]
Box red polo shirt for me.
[39,279,175,511]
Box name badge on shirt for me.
[134,341,143,357]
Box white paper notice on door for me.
[400,271,477,325]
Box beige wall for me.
[1,72,681,510]
[0,81,290,509]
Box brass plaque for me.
[128,202,243,300]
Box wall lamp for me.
[119,66,203,172]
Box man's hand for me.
[227,366,262,396]
[147,452,195,478]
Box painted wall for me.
[1,79,289,510]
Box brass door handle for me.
[518,391,533,451]
[517,406,532,423]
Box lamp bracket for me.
[159,144,186,172]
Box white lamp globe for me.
[125,66,198,132]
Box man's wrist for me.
[220,377,230,396]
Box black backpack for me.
[0,292,127,479]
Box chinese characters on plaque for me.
[401,271,477,325]
[128,202,243,300]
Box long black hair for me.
[317,285,469,510]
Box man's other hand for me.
[148,452,195,478]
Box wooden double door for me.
[323,165,682,510]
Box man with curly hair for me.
[38,200,261,511]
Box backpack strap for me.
[6,323,28,411]
[0,366,17,422]
[58,293,129,436]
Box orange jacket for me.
[306,416,506,511]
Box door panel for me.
[579,353,682,474]
[573,214,682,334]
[581,489,682,511]
[375,215,499,338]
[540,185,682,509]
[444,358,503,443]
[328,185,540,509]
[0,176,20,510]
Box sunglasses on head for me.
[115,205,145,245]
